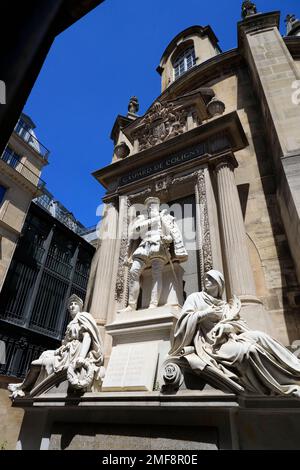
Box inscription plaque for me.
[102,341,159,391]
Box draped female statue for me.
[167,270,300,397]
[8,294,105,398]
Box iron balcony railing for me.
[34,194,90,236]
[1,148,45,188]
[14,122,50,161]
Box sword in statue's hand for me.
[161,236,181,293]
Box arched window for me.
[173,46,196,80]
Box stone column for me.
[214,153,256,298]
[212,153,273,333]
[89,202,119,326]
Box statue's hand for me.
[212,323,235,341]
[162,235,172,245]
[123,256,132,267]
[75,357,86,368]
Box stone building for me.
[9,5,300,450]
[0,113,49,293]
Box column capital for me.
[209,151,238,172]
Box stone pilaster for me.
[89,202,119,325]
[238,12,300,284]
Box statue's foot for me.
[11,389,25,399]
[119,304,136,313]
[8,383,22,393]
[149,304,158,310]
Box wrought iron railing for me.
[0,332,46,378]
[1,148,45,188]
[14,122,50,161]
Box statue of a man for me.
[123,197,188,311]
[8,294,105,398]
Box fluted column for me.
[213,153,256,299]
[212,152,275,335]
[89,202,119,324]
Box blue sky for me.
[24,0,299,228]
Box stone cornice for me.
[237,11,281,51]
[159,49,242,101]
[0,159,41,196]
[93,111,248,192]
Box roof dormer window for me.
[173,46,196,81]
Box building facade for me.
[0,113,49,293]
[9,5,300,450]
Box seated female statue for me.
[8,294,104,397]
[169,270,300,397]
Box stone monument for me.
[122,196,188,311]
[162,270,300,397]
[8,294,105,398]
[8,4,300,450]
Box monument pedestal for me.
[102,306,180,392]
[14,391,300,450]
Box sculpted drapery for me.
[169,270,300,397]
[9,295,104,397]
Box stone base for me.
[103,306,180,392]
[13,391,300,450]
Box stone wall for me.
[207,66,300,345]
[0,378,23,450]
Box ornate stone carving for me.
[207,97,226,118]
[241,1,257,19]
[115,198,131,305]
[8,295,105,398]
[171,171,198,186]
[162,361,183,392]
[164,270,300,397]
[132,101,187,152]
[196,170,213,283]
[120,197,188,311]
[114,142,130,159]
[285,14,300,36]
[128,96,139,116]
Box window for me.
[0,185,6,204]
[1,146,21,169]
[15,117,32,140]
[173,46,196,80]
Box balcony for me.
[34,191,87,235]
[14,121,50,161]
[1,147,45,189]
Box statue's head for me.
[67,294,84,317]
[144,197,160,217]
[204,270,225,299]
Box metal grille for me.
[29,272,69,338]
[0,261,38,323]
